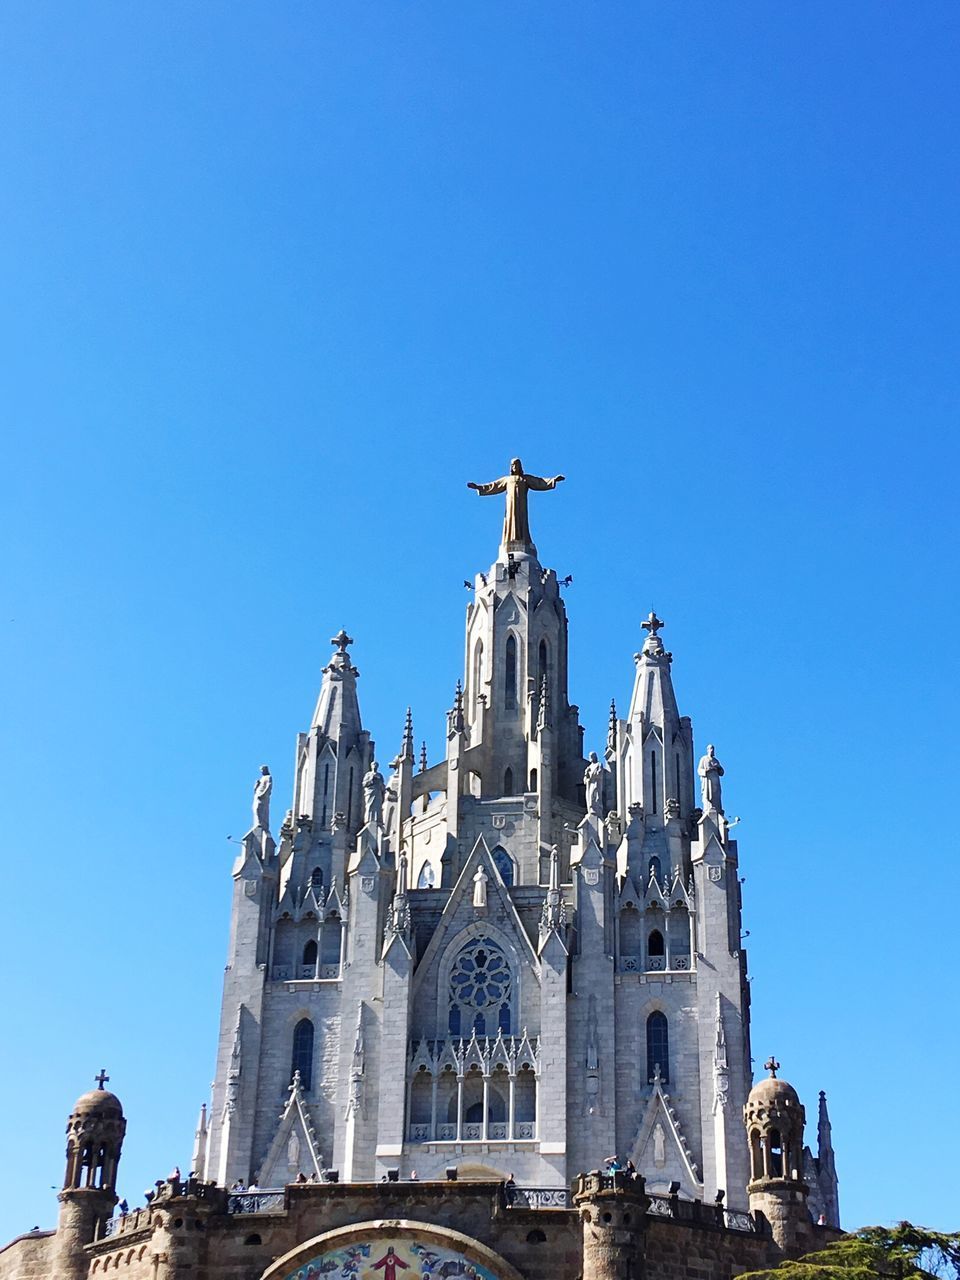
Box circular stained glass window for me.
[450,940,511,1010]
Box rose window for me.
[448,939,512,1037]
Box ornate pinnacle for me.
[400,707,415,762]
[452,680,465,734]
[607,698,617,751]
[419,741,428,773]
[764,1056,780,1078]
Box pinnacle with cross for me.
[330,629,353,655]
[95,1069,110,1090]
[764,1056,780,1078]
[641,611,664,637]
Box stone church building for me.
[1,463,840,1280]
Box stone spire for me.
[400,706,414,763]
[622,611,693,823]
[191,1102,208,1178]
[816,1090,840,1226]
[311,630,362,737]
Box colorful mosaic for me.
[285,1238,500,1280]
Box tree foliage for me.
[739,1223,960,1280]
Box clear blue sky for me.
[2,0,958,1242]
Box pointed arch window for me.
[492,846,514,886]
[291,1018,315,1091]
[646,1011,669,1083]
[647,929,665,957]
[417,861,436,889]
[504,767,514,796]
[538,638,549,700]
[302,939,318,971]
[448,938,513,1038]
[310,867,323,891]
[647,856,661,883]
[649,751,658,815]
[505,635,518,709]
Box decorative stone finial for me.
[330,629,353,654]
[641,611,664,637]
[95,1069,110,1090]
[764,1056,780,1078]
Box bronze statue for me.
[468,457,564,552]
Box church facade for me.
[0,463,841,1280]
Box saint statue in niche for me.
[472,864,489,908]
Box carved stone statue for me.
[472,864,488,909]
[584,751,604,817]
[252,765,272,831]
[653,1121,666,1167]
[467,457,564,552]
[697,744,724,812]
[362,761,386,828]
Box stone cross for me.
[95,1069,109,1089]
[641,611,664,637]
[331,629,353,654]
[764,1056,780,1078]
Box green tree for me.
[739,1224,960,1280]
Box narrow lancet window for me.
[650,751,658,815]
[505,635,517,709]
[646,1010,669,1083]
[291,1018,315,1090]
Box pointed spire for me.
[451,680,465,734]
[191,1103,208,1178]
[606,698,618,753]
[400,707,415,763]
[311,630,363,734]
[419,740,428,773]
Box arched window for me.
[647,856,661,883]
[538,638,549,697]
[529,767,538,791]
[448,938,513,1038]
[504,767,514,796]
[646,1011,669,1083]
[492,846,514,886]
[647,929,665,957]
[769,1128,784,1177]
[473,640,484,707]
[291,1018,314,1090]
[302,939,318,969]
[310,867,323,891]
[505,635,517,709]
[417,861,436,889]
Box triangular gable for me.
[412,834,540,993]
[629,1071,701,1199]
[257,1074,324,1186]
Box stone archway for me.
[262,1220,526,1280]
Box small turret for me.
[56,1073,126,1280]
[573,1169,648,1280]
[744,1058,808,1252]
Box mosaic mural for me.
[284,1238,501,1280]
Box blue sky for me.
[2,0,958,1241]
